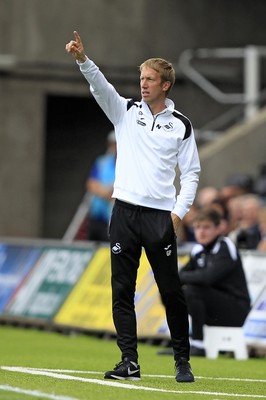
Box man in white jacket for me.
[66,31,200,383]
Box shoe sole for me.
[176,377,195,383]
[105,374,141,381]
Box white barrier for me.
[204,326,249,360]
[241,250,266,305]
[243,285,266,348]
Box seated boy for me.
[179,207,250,357]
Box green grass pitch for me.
[0,325,265,400]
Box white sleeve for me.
[78,58,127,126]
[172,129,201,219]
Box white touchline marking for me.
[195,376,266,384]
[16,367,266,384]
[0,384,78,400]
[146,374,266,384]
[24,367,102,375]
[1,366,266,399]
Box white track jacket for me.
[79,58,201,219]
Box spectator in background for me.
[179,208,250,357]
[253,164,266,201]
[178,186,224,245]
[177,204,198,245]
[226,195,244,236]
[196,186,219,208]
[208,198,229,235]
[220,173,253,204]
[257,206,266,251]
[86,130,116,241]
[229,194,262,250]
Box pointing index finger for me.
[74,31,81,43]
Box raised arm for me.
[66,31,87,63]
[65,31,127,126]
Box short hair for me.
[193,208,222,227]
[139,58,175,95]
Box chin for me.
[199,240,208,246]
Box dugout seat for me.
[203,326,248,360]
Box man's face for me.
[193,220,220,246]
[140,66,169,106]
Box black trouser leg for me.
[109,203,141,362]
[182,285,206,340]
[142,210,190,361]
[183,285,250,341]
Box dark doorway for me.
[43,95,113,239]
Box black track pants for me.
[109,200,190,362]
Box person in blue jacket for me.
[66,31,201,383]
[86,130,116,241]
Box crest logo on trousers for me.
[112,243,122,254]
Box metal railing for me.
[179,45,266,128]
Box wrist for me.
[77,55,87,64]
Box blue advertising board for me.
[5,246,94,319]
[0,243,42,312]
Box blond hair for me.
[139,58,175,95]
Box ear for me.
[162,81,171,92]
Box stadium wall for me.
[198,106,266,190]
[1,0,266,238]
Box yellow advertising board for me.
[135,253,190,338]
[135,252,167,337]
[54,247,114,332]
[55,246,190,338]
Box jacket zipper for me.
[151,115,158,131]
[147,104,166,131]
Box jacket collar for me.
[140,98,175,116]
